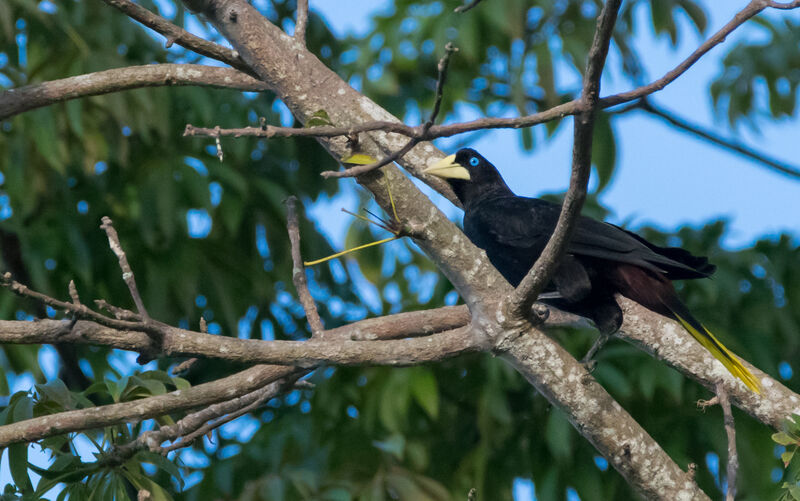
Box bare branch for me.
[68,280,81,307]
[0,305,582,348]
[0,64,266,121]
[615,296,799,429]
[601,0,784,108]
[768,0,800,8]
[699,384,739,501]
[427,43,458,129]
[1,272,149,334]
[719,384,739,501]
[454,0,485,13]
[100,0,253,74]
[285,196,324,336]
[506,0,621,318]
[637,99,800,180]
[111,378,290,460]
[318,43,458,179]
[294,0,309,44]
[0,364,294,447]
[183,122,414,140]
[159,379,289,453]
[0,272,479,366]
[94,299,139,321]
[500,318,710,500]
[100,217,150,321]
[159,383,282,453]
[179,0,800,165]
[321,138,419,178]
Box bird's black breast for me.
[463,197,559,286]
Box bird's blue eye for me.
[469,156,479,167]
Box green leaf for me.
[372,434,405,460]
[544,408,572,462]
[8,443,32,493]
[591,113,616,193]
[782,449,795,467]
[306,109,333,127]
[35,379,73,410]
[378,371,411,432]
[135,451,184,488]
[774,432,798,446]
[409,368,439,420]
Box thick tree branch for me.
[0,364,294,447]
[615,297,799,429]
[0,64,266,121]
[100,0,253,74]
[506,0,621,318]
[500,322,711,500]
[2,298,796,429]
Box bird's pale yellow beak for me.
[422,154,471,180]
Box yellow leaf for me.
[341,153,377,165]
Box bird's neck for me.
[453,180,515,210]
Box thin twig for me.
[426,43,458,131]
[321,138,419,178]
[99,0,253,75]
[506,0,622,319]
[294,0,309,44]
[94,299,139,321]
[637,99,800,180]
[285,196,324,336]
[159,379,287,453]
[106,375,295,462]
[1,272,153,334]
[100,217,150,321]
[767,0,800,8]
[454,0,485,13]
[698,384,739,500]
[68,280,81,307]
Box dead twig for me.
[285,196,324,336]
[100,217,150,322]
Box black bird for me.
[423,148,759,393]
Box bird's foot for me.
[531,303,550,325]
[580,332,611,371]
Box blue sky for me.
[312,1,800,249]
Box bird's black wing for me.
[466,196,713,280]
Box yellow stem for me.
[303,236,400,266]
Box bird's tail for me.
[667,303,761,394]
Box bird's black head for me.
[423,148,513,207]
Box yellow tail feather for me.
[673,314,761,394]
